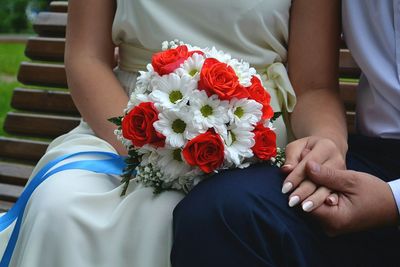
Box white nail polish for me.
[281,182,293,194]
[302,201,314,212]
[288,196,300,207]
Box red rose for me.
[182,130,225,173]
[247,76,274,120]
[122,102,165,148]
[198,58,249,100]
[251,123,277,160]
[152,46,204,75]
[152,45,190,75]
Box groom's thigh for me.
[172,164,327,267]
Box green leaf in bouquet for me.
[108,116,123,126]
[270,112,282,123]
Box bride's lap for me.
[8,122,184,266]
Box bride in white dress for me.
[0,0,347,266]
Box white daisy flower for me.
[228,59,256,87]
[137,146,159,166]
[190,90,229,134]
[228,98,263,126]
[149,73,196,111]
[185,43,203,52]
[156,147,193,182]
[171,175,194,192]
[136,63,158,94]
[153,109,198,147]
[204,46,232,63]
[175,53,205,79]
[124,93,150,113]
[222,123,255,166]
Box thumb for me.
[306,161,351,192]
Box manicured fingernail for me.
[302,201,314,212]
[289,196,300,207]
[327,196,337,205]
[309,162,320,173]
[282,164,292,169]
[281,182,293,194]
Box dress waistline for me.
[118,43,153,73]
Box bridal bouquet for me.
[110,40,284,195]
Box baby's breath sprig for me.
[136,164,165,194]
[270,147,285,168]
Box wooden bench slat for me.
[346,111,356,134]
[0,184,24,203]
[0,162,32,187]
[4,112,80,138]
[339,49,361,78]
[11,88,78,115]
[0,201,14,212]
[25,37,65,62]
[33,12,67,37]
[0,137,49,162]
[49,1,68,13]
[339,82,357,111]
[18,62,67,88]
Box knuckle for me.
[322,138,335,147]
[308,188,330,205]
[325,167,336,180]
[341,171,358,188]
[293,182,316,198]
[285,142,297,154]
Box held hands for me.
[281,136,345,212]
[305,161,399,235]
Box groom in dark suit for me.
[171,1,400,266]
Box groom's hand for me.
[281,136,344,211]
[306,161,399,236]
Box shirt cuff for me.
[388,179,400,215]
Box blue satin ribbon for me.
[0,151,126,267]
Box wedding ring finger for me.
[288,180,317,207]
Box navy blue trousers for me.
[171,135,400,267]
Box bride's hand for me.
[280,136,345,211]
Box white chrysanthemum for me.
[204,46,232,63]
[170,175,195,192]
[156,147,193,182]
[124,93,151,113]
[175,53,205,79]
[138,146,160,167]
[149,73,196,111]
[222,123,255,165]
[228,59,256,87]
[136,63,158,94]
[228,98,263,126]
[153,109,198,147]
[190,90,229,134]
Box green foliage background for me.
[0,0,52,33]
[0,44,28,136]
